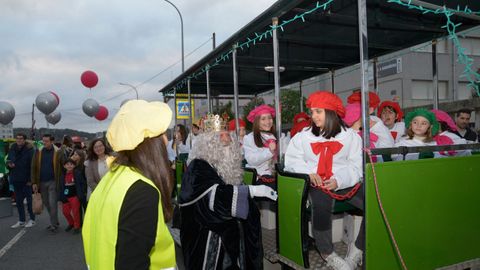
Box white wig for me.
[187,132,244,185]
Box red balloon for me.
[50,91,60,105]
[95,105,108,121]
[81,70,99,88]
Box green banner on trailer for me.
[365,155,480,269]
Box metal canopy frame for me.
[159,0,480,97]
[163,0,480,268]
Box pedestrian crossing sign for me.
[176,99,195,120]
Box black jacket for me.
[454,128,478,142]
[179,159,263,270]
[7,143,34,184]
[58,168,86,204]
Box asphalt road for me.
[0,200,86,270]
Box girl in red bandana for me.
[378,101,406,142]
[284,91,363,270]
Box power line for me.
[15,36,214,116]
[100,36,213,104]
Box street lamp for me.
[118,82,139,99]
[164,0,184,73]
[264,66,285,73]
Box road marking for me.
[0,229,26,258]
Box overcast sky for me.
[0,0,277,133]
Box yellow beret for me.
[106,100,172,151]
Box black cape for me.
[179,159,263,270]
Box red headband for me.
[228,119,246,131]
[306,91,345,118]
[347,91,380,109]
[377,101,403,121]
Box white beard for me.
[188,132,244,185]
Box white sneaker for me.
[11,221,25,229]
[345,243,363,269]
[25,220,36,228]
[324,252,352,270]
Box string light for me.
[171,0,335,92]
[388,0,480,96]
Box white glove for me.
[248,185,278,201]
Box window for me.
[411,80,448,100]
[458,82,480,100]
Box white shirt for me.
[393,136,437,161]
[370,116,395,148]
[284,128,363,191]
[388,122,406,143]
[97,158,108,178]
[280,132,291,156]
[186,133,198,149]
[436,131,471,157]
[243,132,275,176]
[167,140,190,162]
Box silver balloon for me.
[0,101,15,125]
[45,111,61,125]
[35,92,59,115]
[82,98,100,117]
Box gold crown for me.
[202,114,227,132]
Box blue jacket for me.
[58,168,86,204]
[7,142,34,184]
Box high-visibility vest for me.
[82,165,175,270]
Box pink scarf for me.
[434,134,456,156]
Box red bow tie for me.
[310,141,343,180]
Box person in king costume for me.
[179,114,277,270]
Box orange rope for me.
[365,148,408,270]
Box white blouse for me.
[436,131,471,157]
[389,122,406,143]
[284,127,363,191]
[167,140,190,162]
[393,136,437,161]
[370,116,395,149]
[243,132,275,176]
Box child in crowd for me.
[290,112,311,138]
[243,104,277,189]
[378,101,405,142]
[393,108,439,160]
[58,159,86,234]
[346,91,394,149]
[342,102,394,162]
[167,124,190,165]
[285,91,363,270]
[228,118,247,145]
[431,109,471,157]
[70,148,87,210]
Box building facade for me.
[0,123,14,139]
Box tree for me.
[214,101,234,122]
[279,89,307,125]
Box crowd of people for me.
[6,133,112,234]
[3,94,478,270]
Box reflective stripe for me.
[208,185,218,211]
[231,186,238,217]
[179,184,218,207]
